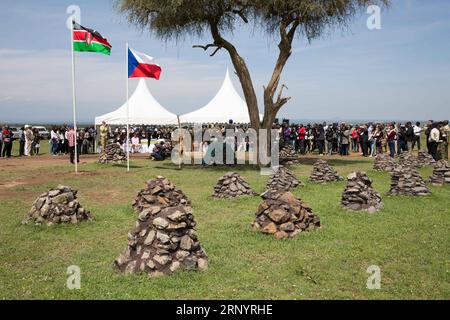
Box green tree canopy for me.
[117,0,389,130]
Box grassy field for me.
[0,142,449,300]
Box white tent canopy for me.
[181,68,262,124]
[95,78,178,125]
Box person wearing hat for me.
[24,125,34,156]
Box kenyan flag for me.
[72,21,112,55]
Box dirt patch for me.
[0,154,99,171]
[0,181,26,189]
[68,171,100,177]
[88,189,129,205]
[0,190,37,201]
[0,154,142,205]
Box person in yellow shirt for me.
[99,121,109,153]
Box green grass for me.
[0,148,449,299]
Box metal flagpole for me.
[126,42,130,172]
[71,20,78,174]
[177,115,182,170]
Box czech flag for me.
[128,48,162,80]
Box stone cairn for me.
[132,176,190,213]
[373,153,396,172]
[279,144,299,165]
[398,152,421,169]
[309,159,343,183]
[114,177,208,278]
[428,160,450,186]
[341,172,383,213]
[22,185,92,226]
[213,172,257,199]
[99,144,127,164]
[417,150,436,167]
[252,190,321,240]
[387,165,431,196]
[265,166,304,192]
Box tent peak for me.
[95,78,178,125]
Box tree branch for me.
[275,84,291,110]
[277,84,289,102]
[210,46,222,56]
[232,9,248,23]
[275,96,291,111]
[263,15,299,115]
[207,18,260,128]
[192,43,223,56]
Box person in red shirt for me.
[386,124,397,158]
[351,125,360,153]
[297,124,307,155]
[1,126,13,158]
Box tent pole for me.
[177,115,182,170]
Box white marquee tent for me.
[94,78,178,125]
[181,68,262,124]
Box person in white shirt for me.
[412,121,422,151]
[24,125,34,156]
[131,134,141,153]
[50,128,58,155]
[428,123,441,160]
[57,129,65,155]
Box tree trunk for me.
[207,17,299,165]
[209,20,260,131]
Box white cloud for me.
[0,48,243,123]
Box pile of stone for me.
[417,150,436,167]
[132,176,190,213]
[265,166,304,192]
[213,172,257,199]
[279,144,299,165]
[398,152,420,169]
[373,154,396,172]
[99,144,127,164]
[114,177,208,278]
[387,165,431,196]
[428,160,450,186]
[341,172,383,213]
[309,159,343,183]
[251,190,321,240]
[22,185,92,226]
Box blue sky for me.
[0,0,449,124]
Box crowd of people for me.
[0,125,41,158]
[0,125,97,159]
[48,126,97,156]
[276,120,449,161]
[1,120,449,162]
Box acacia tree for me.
[117,0,388,132]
